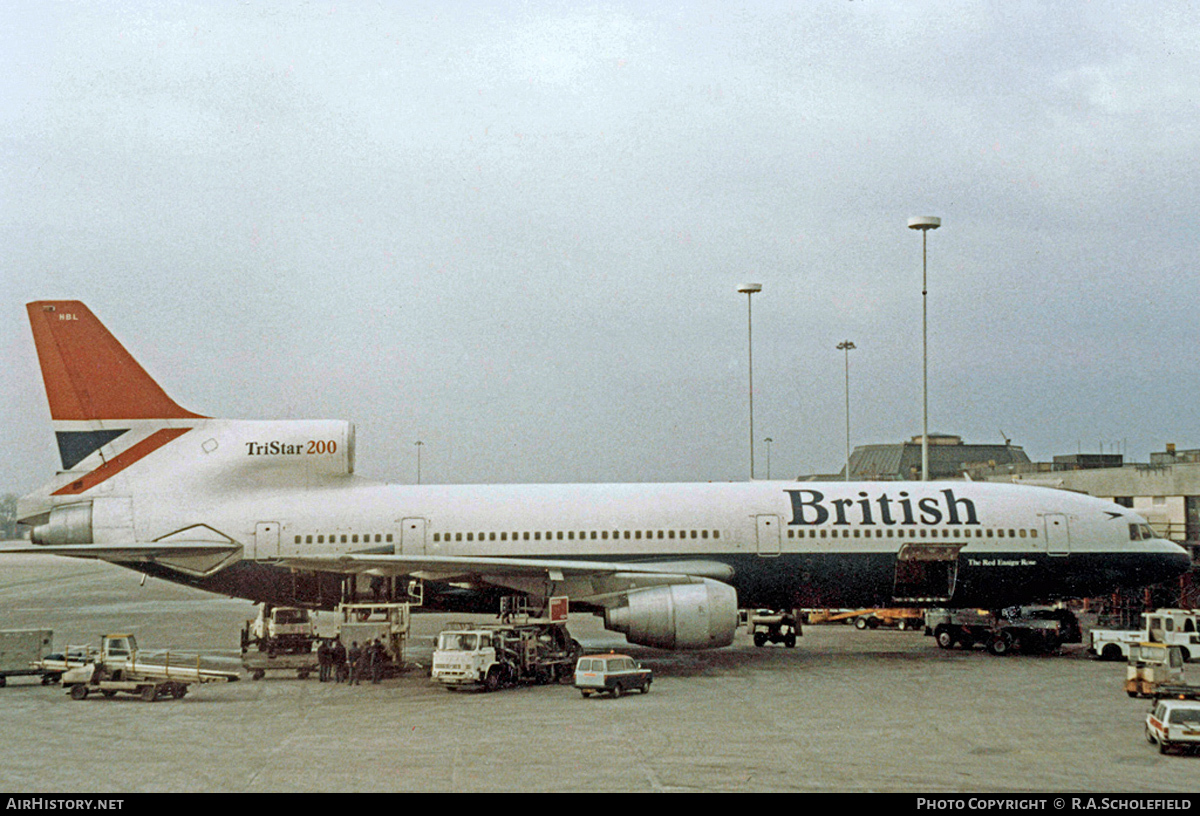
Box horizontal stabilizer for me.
[0,541,240,560]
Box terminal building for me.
[836,433,1032,482]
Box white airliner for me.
[12,301,1191,650]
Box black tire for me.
[753,631,767,647]
[69,684,88,700]
[935,627,955,650]
[580,690,591,698]
[140,685,158,703]
[784,633,797,648]
[611,683,622,698]
[1101,644,1123,662]
[1146,724,1157,745]
[102,690,117,699]
[854,617,868,630]
[987,632,1012,656]
[640,681,650,694]
[484,667,501,693]
[1159,738,1170,755]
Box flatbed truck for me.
[63,634,239,701]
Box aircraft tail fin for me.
[27,301,205,474]
[28,301,203,424]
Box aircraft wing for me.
[274,553,735,606]
[0,541,241,578]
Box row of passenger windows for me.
[786,527,1038,540]
[295,533,394,545]
[431,529,721,543]
[293,528,1037,545]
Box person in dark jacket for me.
[317,639,332,682]
[348,641,363,685]
[332,637,348,683]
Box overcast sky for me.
[4,1,1200,494]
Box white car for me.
[574,654,652,698]
[1145,698,1200,755]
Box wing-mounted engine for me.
[604,579,738,650]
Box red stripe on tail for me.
[52,428,192,495]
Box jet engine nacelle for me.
[31,502,93,546]
[604,579,738,650]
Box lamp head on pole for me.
[736,283,763,294]
[907,216,941,232]
[837,340,856,352]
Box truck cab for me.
[102,634,137,662]
[249,606,316,654]
[432,629,498,689]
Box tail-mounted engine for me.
[31,501,93,546]
[604,579,738,650]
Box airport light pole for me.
[837,340,856,481]
[415,440,424,485]
[908,216,941,481]
[737,283,763,480]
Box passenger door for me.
[399,517,427,555]
[1043,513,1070,556]
[756,515,781,557]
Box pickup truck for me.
[1091,608,1200,662]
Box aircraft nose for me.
[1146,541,1193,585]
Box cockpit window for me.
[1129,523,1155,541]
